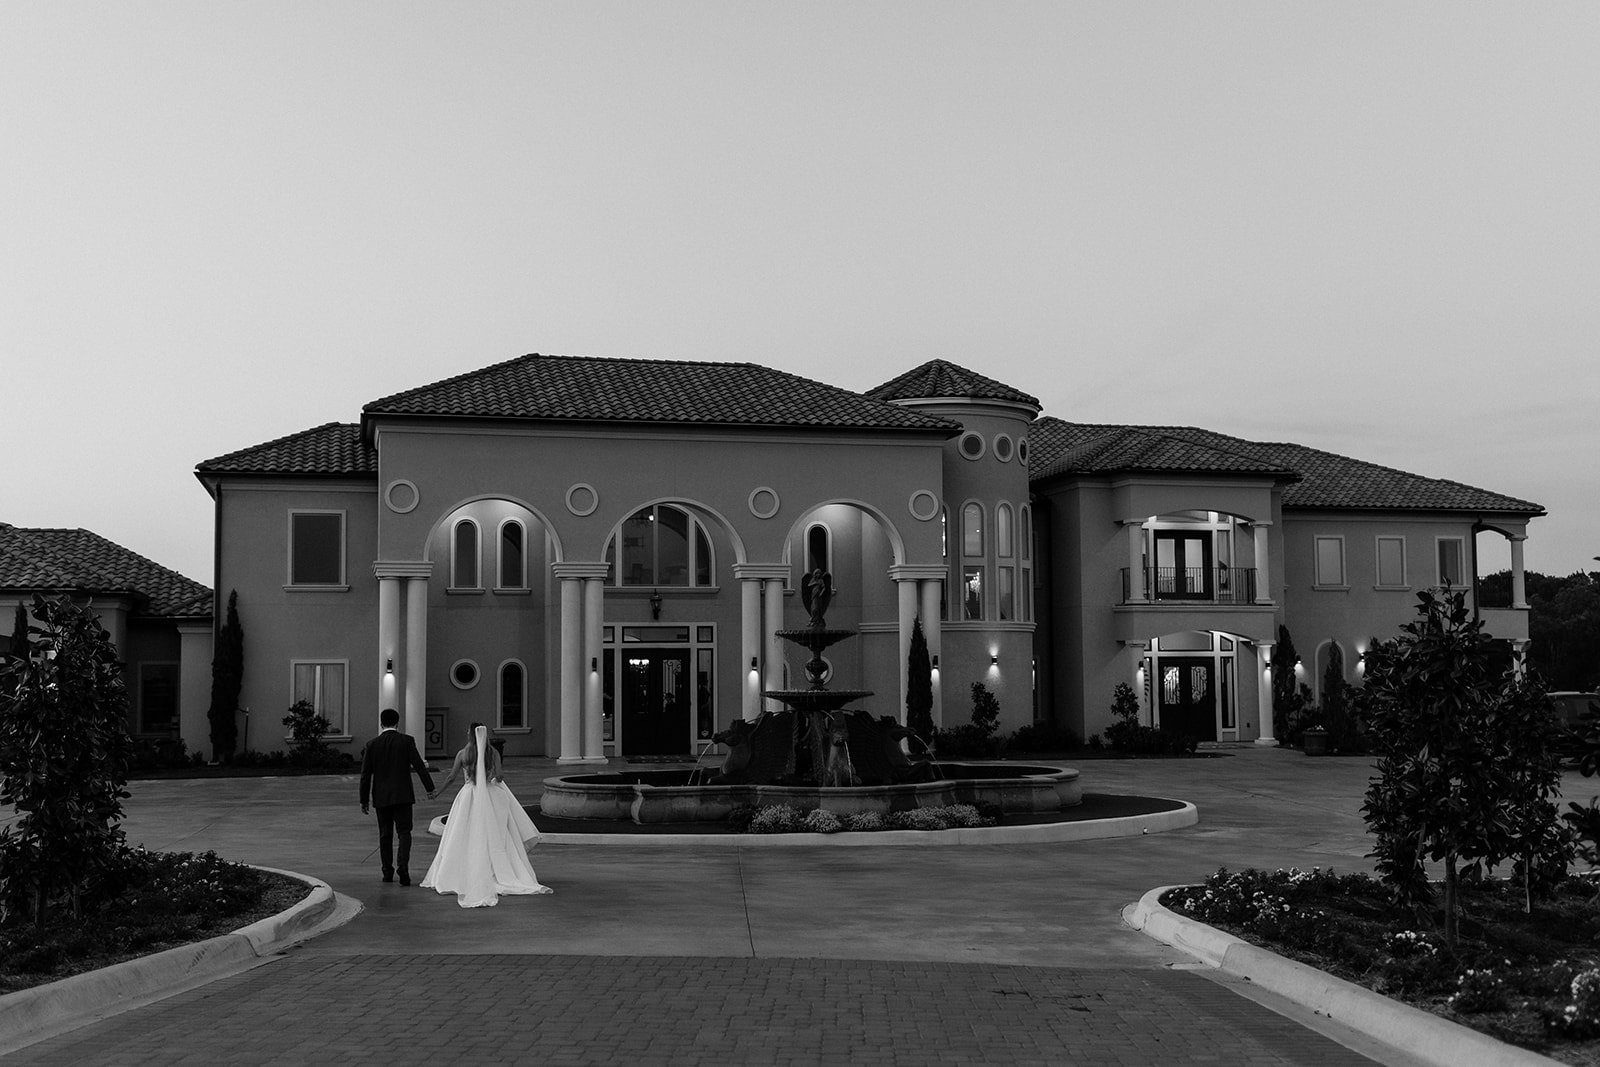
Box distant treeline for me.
[1477,569,1600,691]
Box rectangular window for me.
[1376,536,1406,587]
[962,566,984,620]
[290,512,344,585]
[1438,537,1464,587]
[1314,536,1345,587]
[998,566,1015,621]
[139,663,180,734]
[292,661,348,736]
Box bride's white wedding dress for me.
[421,726,553,908]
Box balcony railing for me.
[1121,566,1257,605]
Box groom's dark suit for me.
[359,728,435,884]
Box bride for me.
[422,724,553,908]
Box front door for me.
[1158,657,1217,741]
[620,650,692,756]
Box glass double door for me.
[1157,657,1217,742]
[619,649,692,756]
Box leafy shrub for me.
[726,806,757,833]
[1103,682,1197,755]
[845,811,885,832]
[1551,968,1600,1037]
[282,700,332,751]
[1448,967,1511,1014]
[802,809,843,834]
[1008,721,1079,753]
[932,683,1006,758]
[748,805,803,834]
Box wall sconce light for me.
[931,655,939,671]
[385,658,394,675]
[1295,657,1303,668]
[750,656,759,671]
[590,657,598,672]
[991,653,999,666]
[650,589,662,620]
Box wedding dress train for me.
[421,726,553,908]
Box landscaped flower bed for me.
[728,802,998,834]
[0,848,304,995]
[1162,867,1600,1064]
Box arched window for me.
[605,504,714,586]
[499,661,525,729]
[805,524,831,579]
[498,519,525,589]
[996,503,1015,620]
[1020,505,1034,621]
[452,519,480,589]
[962,503,984,557]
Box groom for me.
[359,708,435,886]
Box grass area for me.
[0,849,305,996]
[1162,867,1600,1065]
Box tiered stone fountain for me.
[540,571,1080,824]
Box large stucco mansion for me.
[173,353,1540,762]
[4,353,1542,763]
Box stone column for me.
[373,561,433,740]
[583,571,606,760]
[555,569,584,763]
[377,575,400,727]
[919,579,943,729]
[764,577,785,713]
[403,578,428,743]
[889,564,948,726]
[1255,641,1277,744]
[1251,523,1274,605]
[1510,535,1528,610]
[1123,521,1147,602]
[734,564,789,719]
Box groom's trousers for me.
[374,802,414,877]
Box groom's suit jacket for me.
[360,729,436,809]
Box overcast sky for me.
[4,2,1596,587]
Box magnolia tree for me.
[1358,588,1566,946]
[0,595,134,923]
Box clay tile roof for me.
[0,524,212,618]
[1031,426,1298,480]
[865,359,1041,409]
[361,353,957,433]
[1026,417,1544,515]
[196,422,376,477]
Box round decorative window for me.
[450,660,480,690]
[566,483,598,517]
[748,486,780,519]
[385,479,419,514]
[993,434,1014,462]
[958,432,985,460]
[1017,438,1030,464]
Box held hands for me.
[361,805,369,816]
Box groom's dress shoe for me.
[382,872,394,883]
[398,870,411,887]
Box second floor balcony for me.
[1121,565,1258,605]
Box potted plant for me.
[1302,720,1330,756]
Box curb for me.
[0,865,359,1056]
[1125,885,1564,1067]
[533,800,1198,846]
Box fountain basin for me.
[540,763,1081,824]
